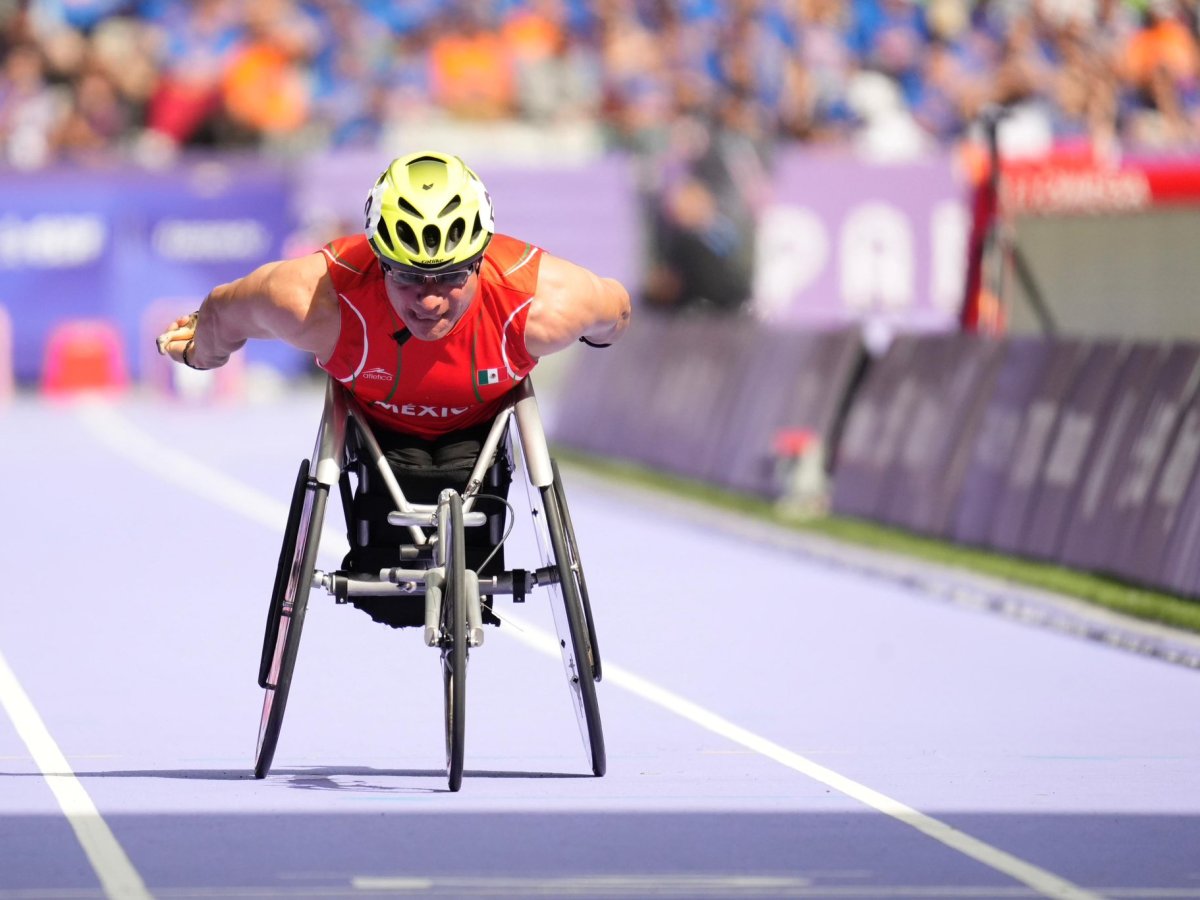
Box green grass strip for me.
[556,448,1200,636]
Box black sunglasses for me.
[380,260,478,288]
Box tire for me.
[259,461,308,689]
[254,465,328,779]
[440,492,468,792]
[541,483,606,777]
[551,460,601,682]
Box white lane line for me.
[0,650,152,900]
[75,400,350,562]
[353,873,814,896]
[503,613,1103,900]
[74,401,290,535]
[349,886,1195,899]
[77,402,1104,900]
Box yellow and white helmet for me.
[364,151,495,273]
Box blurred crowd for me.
[2,0,1198,313]
[1,0,1198,169]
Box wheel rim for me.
[530,479,606,776]
[552,461,600,681]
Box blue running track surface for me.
[1,389,1198,900]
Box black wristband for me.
[579,336,612,349]
[182,339,203,370]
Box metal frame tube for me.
[312,380,348,488]
[513,379,553,488]
[461,403,516,514]
[342,388,427,546]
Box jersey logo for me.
[374,401,470,419]
[360,366,392,382]
[477,368,507,386]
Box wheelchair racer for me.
[156,150,630,626]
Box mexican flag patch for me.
[477,368,505,386]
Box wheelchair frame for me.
[254,376,604,791]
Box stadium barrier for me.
[834,333,1008,537]
[552,316,864,503]
[829,334,1200,600]
[554,320,1200,600]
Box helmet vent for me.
[470,213,483,243]
[439,196,462,217]
[422,224,441,256]
[445,217,465,252]
[375,219,395,251]
[397,197,423,219]
[395,220,419,255]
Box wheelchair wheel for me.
[440,492,468,792]
[551,459,601,682]
[254,460,328,779]
[540,480,606,777]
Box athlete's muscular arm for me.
[156,252,341,369]
[523,253,631,357]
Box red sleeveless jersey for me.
[317,233,542,438]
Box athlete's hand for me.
[155,311,204,369]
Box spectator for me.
[307,0,393,147]
[1121,0,1200,145]
[502,0,599,122]
[52,60,129,158]
[1049,15,1121,153]
[0,0,1198,167]
[0,41,62,167]
[427,3,515,119]
[643,87,770,314]
[143,0,241,147]
[220,0,320,144]
[850,0,930,108]
[786,0,857,142]
[912,39,975,143]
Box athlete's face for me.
[382,265,481,341]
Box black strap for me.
[579,336,612,349]
[182,339,205,370]
[180,310,205,369]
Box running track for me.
[1,387,1199,899]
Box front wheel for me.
[254,461,328,779]
[440,492,468,792]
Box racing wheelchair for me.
[254,377,604,791]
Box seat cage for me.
[308,375,562,645]
[309,375,555,547]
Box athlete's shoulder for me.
[321,235,378,286]
[482,233,543,294]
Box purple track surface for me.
[1,388,1198,900]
